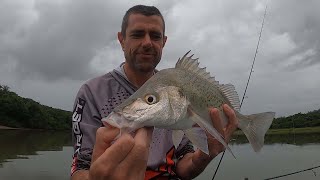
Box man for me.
[71,5,238,180]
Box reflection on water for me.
[196,132,320,180]
[0,130,71,167]
[196,143,320,180]
[0,130,72,180]
[232,132,320,145]
[0,129,319,180]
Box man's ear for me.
[117,32,125,51]
[163,35,167,47]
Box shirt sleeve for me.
[71,84,102,176]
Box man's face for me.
[118,13,167,73]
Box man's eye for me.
[151,34,162,40]
[131,33,143,38]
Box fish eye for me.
[145,94,157,105]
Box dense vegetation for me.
[0,84,319,130]
[0,85,71,130]
[270,109,320,129]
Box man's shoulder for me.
[79,69,132,95]
[85,72,114,86]
[80,71,123,90]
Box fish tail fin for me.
[238,112,275,152]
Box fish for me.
[102,51,275,157]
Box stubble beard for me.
[125,49,161,73]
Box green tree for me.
[0,85,72,129]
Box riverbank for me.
[2,125,320,134]
[0,125,20,130]
[0,125,35,130]
[234,126,320,135]
[0,125,70,131]
[267,126,320,135]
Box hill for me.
[0,85,71,130]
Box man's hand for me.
[89,126,153,180]
[176,104,238,179]
[193,104,238,163]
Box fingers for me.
[101,133,135,164]
[209,108,224,137]
[119,127,153,167]
[92,126,147,165]
[205,108,225,157]
[205,104,238,157]
[222,104,238,142]
[112,127,153,179]
[92,127,120,162]
[134,127,154,147]
[89,127,153,180]
[133,127,153,158]
[90,131,135,179]
[223,104,236,124]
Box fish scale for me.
[166,68,227,111]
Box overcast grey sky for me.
[1,0,319,117]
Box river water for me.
[0,130,319,180]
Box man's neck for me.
[123,63,154,88]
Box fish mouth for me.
[103,111,137,130]
[103,112,125,129]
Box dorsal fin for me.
[176,51,240,111]
[176,51,219,85]
[218,84,241,111]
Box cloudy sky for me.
[1,0,319,117]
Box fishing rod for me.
[211,1,268,180]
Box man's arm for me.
[176,104,238,179]
[71,84,103,178]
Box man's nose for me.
[142,34,152,48]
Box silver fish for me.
[102,51,275,156]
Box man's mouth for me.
[138,53,154,56]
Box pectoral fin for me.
[172,130,185,148]
[184,127,209,155]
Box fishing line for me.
[264,165,320,179]
[211,1,268,180]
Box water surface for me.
[0,129,319,180]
